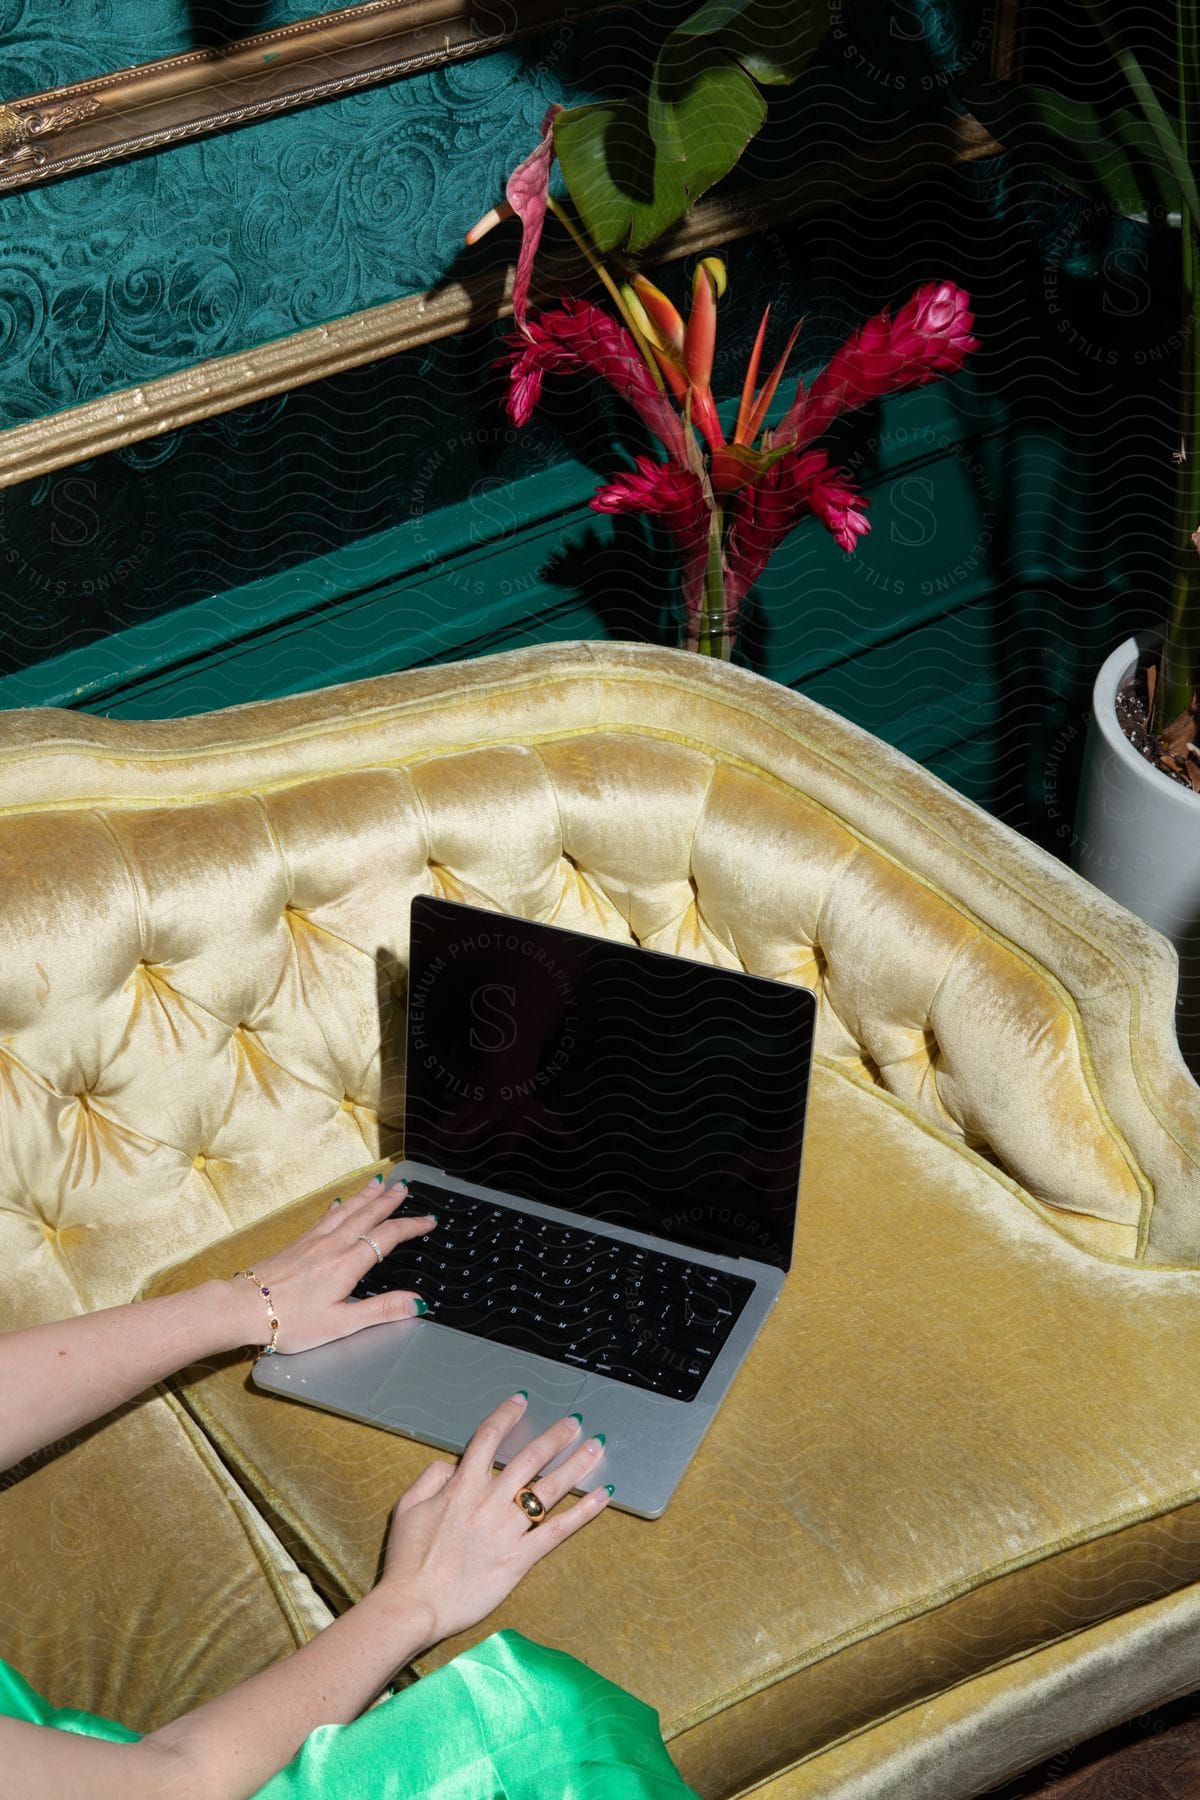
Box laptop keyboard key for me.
[355,1180,756,1402]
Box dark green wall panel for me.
[0,380,978,706]
[0,377,1119,790]
[2,171,1026,675]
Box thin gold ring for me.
[357,1233,384,1265]
[514,1485,547,1525]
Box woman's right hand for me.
[1,1400,611,1800]
[377,1393,611,1647]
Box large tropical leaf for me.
[1077,0,1200,234]
[961,75,1195,230]
[554,0,827,254]
[556,59,765,253]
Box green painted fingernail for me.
[331,1197,342,1206]
[515,1389,529,1399]
[592,1433,606,1447]
[414,1298,430,1315]
[604,1484,615,1497]
[568,1412,583,1426]
[373,1173,384,1183]
[426,1212,439,1223]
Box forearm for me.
[143,1585,436,1800]
[0,1279,262,1471]
[0,1587,437,1800]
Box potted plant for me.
[961,4,1200,1015]
[1065,3,1199,1050]
[465,3,979,659]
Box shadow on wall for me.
[188,0,272,47]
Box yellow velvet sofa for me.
[4,639,1200,1799]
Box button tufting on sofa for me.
[41,1221,87,1251]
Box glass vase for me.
[681,531,736,660]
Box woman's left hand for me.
[228,1173,436,1353]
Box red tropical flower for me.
[503,314,582,427]
[467,104,563,334]
[775,280,979,449]
[724,449,870,611]
[592,456,713,613]
[502,296,689,465]
[480,118,979,652]
[629,260,732,456]
[808,469,872,552]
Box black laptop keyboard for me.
[352,1181,756,1403]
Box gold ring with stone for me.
[357,1233,384,1264]
[514,1485,547,1524]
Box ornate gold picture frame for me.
[0,0,617,194]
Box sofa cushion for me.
[0,658,1155,1340]
[143,1061,1200,1798]
[0,1389,331,1732]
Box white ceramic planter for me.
[1076,635,1200,1057]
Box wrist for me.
[205,1274,274,1356]
[367,1579,441,1662]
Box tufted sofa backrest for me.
[2,641,1199,1331]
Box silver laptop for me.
[253,896,815,1517]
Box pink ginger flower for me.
[592,456,713,614]
[502,296,689,465]
[504,314,581,427]
[724,448,871,611]
[807,468,872,552]
[776,281,979,449]
[898,278,979,370]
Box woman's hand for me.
[0,1398,611,1800]
[228,1173,437,1354]
[22,1402,610,1799]
[0,1171,428,1476]
[377,1393,612,1648]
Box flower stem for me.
[546,197,666,392]
[689,512,733,659]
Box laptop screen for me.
[403,896,815,1273]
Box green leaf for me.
[673,0,828,85]
[962,77,1186,222]
[555,68,766,253]
[554,0,828,252]
[648,37,764,166]
[1077,0,1200,235]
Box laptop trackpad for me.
[367,1327,587,1463]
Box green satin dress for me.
[0,1629,698,1798]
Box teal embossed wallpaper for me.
[0,45,572,422]
[0,0,346,88]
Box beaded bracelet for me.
[238,1268,280,1354]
